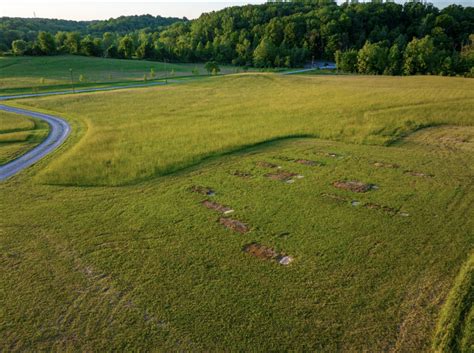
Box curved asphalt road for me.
[0,105,71,181]
[0,81,170,181]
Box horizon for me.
[1,0,472,21]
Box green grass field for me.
[0,55,237,95]
[11,74,473,186]
[0,110,49,164]
[0,73,473,351]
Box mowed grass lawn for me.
[0,110,49,164]
[0,55,236,94]
[0,74,473,351]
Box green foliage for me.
[357,42,388,75]
[1,3,472,75]
[118,35,135,59]
[385,44,403,75]
[204,61,220,75]
[37,31,56,55]
[335,49,358,72]
[403,36,437,75]
[253,38,277,68]
[11,39,28,56]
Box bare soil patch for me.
[373,161,400,169]
[242,242,294,265]
[321,192,349,203]
[202,200,234,214]
[295,159,321,166]
[364,203,398,215]
[265,171,297,182]
[256,161,279,169]
[333,180,375,193]
[274,155,295,162]
[233,170,252,178]
[190,185,215,196]
[404,170,433,178]
[219,217,249,233]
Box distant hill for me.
[0,15,185,50]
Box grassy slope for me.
[0,74,473,351]
[0,110,49,164]
[0,55,237,94]
[433,253,474,352]
[13,74,474,186]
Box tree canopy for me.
[2,2,473,76]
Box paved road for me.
[0,81,173,180]
[0,81,166,101]
[0,105,71,181]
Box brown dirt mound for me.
[219,217,249,233]
[242,243,294,265]
[321,192,349,202]
[202,200,233,214]
[265,171,297,181]
[333,180,374,193]
[243,242,278,260]
[373,161,400,169]
[364,203,398,215]
[256,161,278,168]
[404,170,433,178]
[233,170,252,178]
[274,155,295,162]
[295,159,320,166]
[190,185,215,196]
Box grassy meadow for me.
[0,110,49,164]
[0,72,473,351]
[11,74,474,186]
[0,55,237,95]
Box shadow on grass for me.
[44,133,318,188]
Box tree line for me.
[4,1,474,76]
[0,15,184,52]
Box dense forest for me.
[0,15,184,50]
[2,1,474,76]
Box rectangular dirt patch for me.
[265,171,297,181]
[364,203,398,215]
[321,192,349,203]
[242,242,294,265]
[202,200,233,214]
[295,159,321,166]
[404,170,433,177]
[190,185,215,196]
[233,170,252,178]
[243,242,277,260]
[333,180,374,193]
[256,161,279,168]
[219,217,249,233]
[373,161,399,169]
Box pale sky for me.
[0,0,471,21]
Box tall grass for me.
[15,73,474,186]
